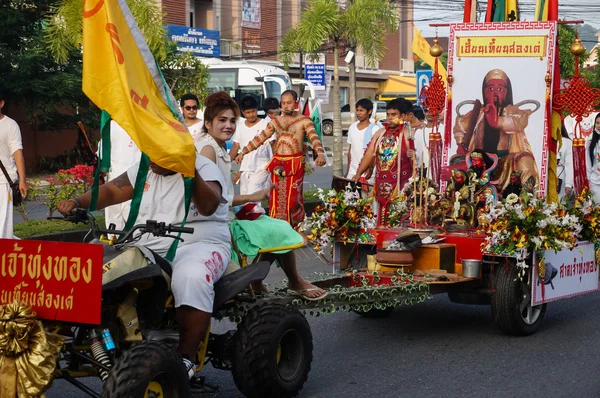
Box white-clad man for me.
[346,99,381,185]
[229,96,274,196]
[180,93,204,143]
[0,90,28,238]
[98,120,141,231]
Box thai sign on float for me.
[532,241,599,305]
[0,240,103,324]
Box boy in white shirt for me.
[229,96,274,195]
[346,99,381,183]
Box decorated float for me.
[302,15,600,336]
[2,3,600,398]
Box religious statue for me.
[445,169,474,225]
[502,170,523,198]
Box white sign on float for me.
[316,71,332,105]
[532,242,599,305]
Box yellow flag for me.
[506,0,519,21]
[82,0,195,177]
[534,0,548,21]
[411,24,447,81]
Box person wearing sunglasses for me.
[180,93,204,143]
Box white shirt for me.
[558,137,573,194]
[188,119,204,143]
[102,121,141,181]
[0,115,22,184]
[346,121,381,177]
[586,132,600,185]
[195,135,235,205]
[126,155,230,255]
[232,118,273,172]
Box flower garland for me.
[569,187,600,247]
[302,187,377,255]
[481,193,582,278]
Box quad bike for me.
[45,209,313,398]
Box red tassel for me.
[572,135,589,193]
[429,131,443,186]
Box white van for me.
[203,60,315,109]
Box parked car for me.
[322,101,388,136]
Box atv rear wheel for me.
[102,341,190,398]
[231,304,313,398]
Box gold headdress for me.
[483,69,509,85]
[470,151,484,160]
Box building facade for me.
[161,0,415,111]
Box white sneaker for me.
[182,357,196,380]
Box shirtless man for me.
[235,90,326,228]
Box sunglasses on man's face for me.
[184,105,198,111]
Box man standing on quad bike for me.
[57,153,230,379]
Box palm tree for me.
[279,0,398,177]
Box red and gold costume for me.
[241,114,324,228]
[374,124,414,222]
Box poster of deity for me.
[442,22,558,196]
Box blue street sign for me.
[416,69,434,106]
[305,63,326,89]
[166,25,220,57]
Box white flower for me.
[505,193,519,205]
[427,187,435,195]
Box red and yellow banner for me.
[0,240,103,324]
[82,0,195,177]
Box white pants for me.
[104,200,131,232]
[171,243,230,313]
[240,169,271,195]
[0,184,14,239]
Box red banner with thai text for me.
[0,239,103,324]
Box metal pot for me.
[461,259,481,278]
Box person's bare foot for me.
[287,279,327,300]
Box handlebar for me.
[49,209,194,245]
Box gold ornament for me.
[538,258,546,278]
[0,301,64,397]
[595,249,600,266]
[570,38,586,56]
[430,39,443,58]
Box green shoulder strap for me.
[90,111,112,211]
[165,177,194,262]
[123,153,150,231]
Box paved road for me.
[46,246,600,397]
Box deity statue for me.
[502,170,523,198]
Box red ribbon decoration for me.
[419,52,447,186]
[553,40,600,194]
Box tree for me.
[279,0,398,178]
[343,0,398,116]
[44,0,210,103]
[0,0,98,129]
[557,24,589,80]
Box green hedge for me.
[15,215,106,239]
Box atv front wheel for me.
[231,304,313,397]
[102,340,190,398]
